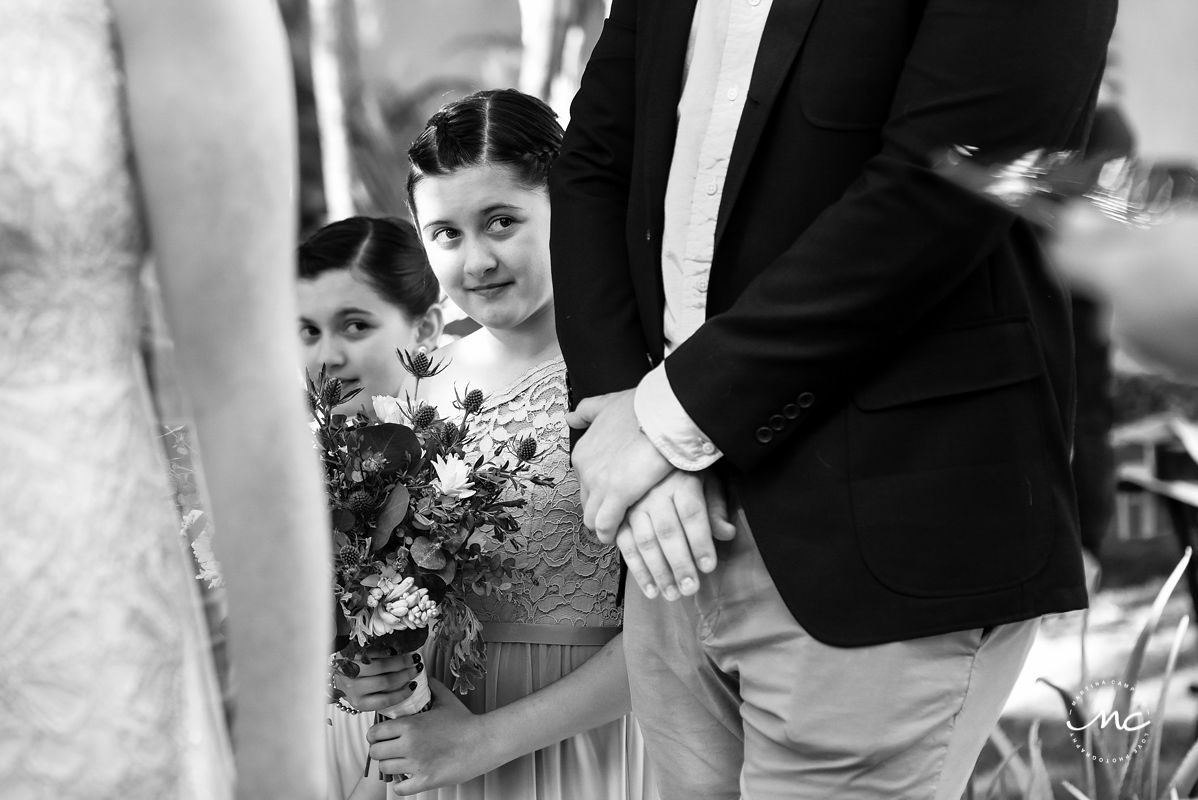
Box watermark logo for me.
[1065,679,1152,764]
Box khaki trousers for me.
[623,508,1040,799]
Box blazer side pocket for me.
[847,319,1058,597]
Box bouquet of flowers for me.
[309,350,544,719]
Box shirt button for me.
[783,403,800,419]
[749,0,761,6]
[798,392,815,408]
[726,86,739,101]
[696,279,709,292]
[700,441,716,455]
[755,426,774,444]
[706,182,718,196]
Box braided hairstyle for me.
[406,89,564,218]
[298,216,439,319]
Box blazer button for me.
[768,414,786,431]
[755,426,774,444]
[798,392,815,409]
[782,403,800,419]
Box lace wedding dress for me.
[327,357,656,800]
[0,2,234,797]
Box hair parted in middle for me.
[406,88,565,217]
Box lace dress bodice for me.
[467,356,623,628]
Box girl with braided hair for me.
[334,89,659,800]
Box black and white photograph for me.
[3,1,1198,798]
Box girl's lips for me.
[468,281,514,297]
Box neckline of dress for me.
[478,353,566,412]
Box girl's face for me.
[297,268,440,414]
[413,164,553,335]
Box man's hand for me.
[566,389,674,543]
[616,470,738,600]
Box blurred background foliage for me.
[278,0,608,234]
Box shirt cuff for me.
[634,364,723,471]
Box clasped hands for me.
[335,653,503,793]
[566,388,737,600]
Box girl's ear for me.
[414,304,445,351]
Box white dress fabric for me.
[0,2,234,797]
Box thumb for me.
[565,396,603,430]
[703,473,738,541]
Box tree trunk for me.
[308,0,356,220]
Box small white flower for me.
[190,526,224,589]
[372,395,405,424]
[432,455,475,499]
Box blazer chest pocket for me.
[798,0,913,131]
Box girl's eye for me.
[431,227,461,244]
[345,320,372,336]
[299,325,319,344]
[486,216,515,233]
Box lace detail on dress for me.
[467,357,623,628]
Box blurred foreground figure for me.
[0,2,329,798]
[1054,201,1198,381]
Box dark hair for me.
[297,216,439,319]
[406,89,564,216]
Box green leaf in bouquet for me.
[371,484,411,552]
[332,508,357,533]
[352,423,422,477]
[411,535,448,569]
[440,518,473,554]
[434,559,456,584]
[412,512,434,530]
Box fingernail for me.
[664,586,680,602]
[643,584,659,599]
[680,577,697,594]
[699,557,716,573]
[416,662,424,674]
[408,681,417,691]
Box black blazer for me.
[549,0,1116,646]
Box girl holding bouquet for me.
[294,216,444,799]
[335,90,711,799]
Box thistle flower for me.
[346,490,374,515]
[320,377,344,407]
[432,454,475,499]
[410,403,437,429]
[457,388,486,415]
[338,544,364,568]
[440,421,461,448]
[513,436,538,462]
[398,349,449,380]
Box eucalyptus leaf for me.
[371,485,411,552]
[411,536,447,569]
[331,508,356,533]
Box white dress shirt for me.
[633,0,774,470]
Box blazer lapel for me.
[714,0,823,250]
